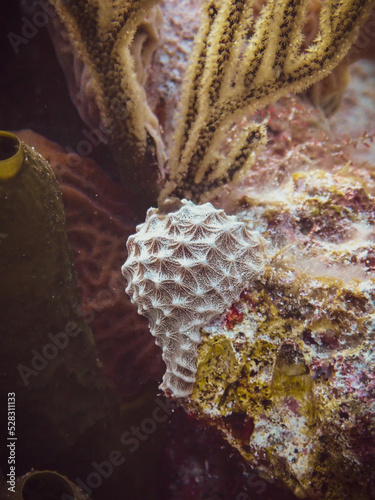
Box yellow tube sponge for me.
[0,131,24,180]
[0,136,107,465]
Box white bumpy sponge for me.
[122,199,265,398]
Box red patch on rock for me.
[311,360,333,380]
[224,305,244,330]
[319,330,340,349]
[221,413,255,448]
[284,396,300,415]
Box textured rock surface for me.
[122,199,266,397]
[183,169,375,499]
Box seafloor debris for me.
[183,169,375,499]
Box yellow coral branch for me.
[50,0,159,147]
[50,0,165,213]
[161,0,375,202]
[169,1,219,171]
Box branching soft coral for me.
[49,0,165,211]
[161,0,374,202]
[49,0,374,210]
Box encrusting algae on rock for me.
[121,163,375,498]
[184,169,375,499]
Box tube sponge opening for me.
[0,131,24,180]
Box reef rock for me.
[183,169,375,499]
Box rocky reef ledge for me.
[185,169,375,499]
